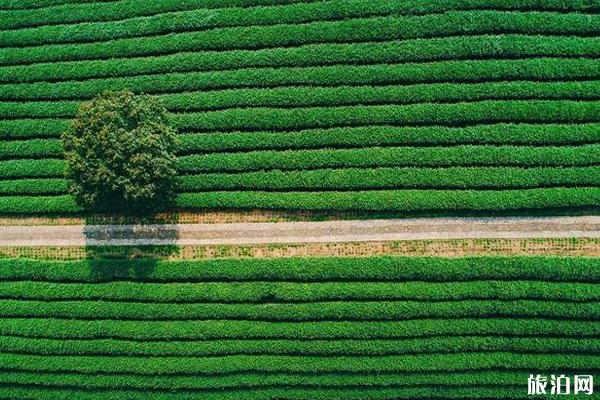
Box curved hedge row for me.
[5,315,599,340]
[177,166,600,191]
[0,0,120,11]
[178,145,600,173]
[0,138,63,158]
[0,385,532,400]
[1,256,596,283]
[4,2,600,49]
[5,187,600,213]
[0,370,537,390]
[5,165,600,195]
[173,100,600,132]
[2,280,597,303]
[174,187,600,212]
[0,0,440,49]
[0,0,320,31]
[2,298,598,321]
[3,352,600,375]
[4,34,600,84]
[3,58,599,101]
[6,80,600,119]
[1,335,598,357]
[3,122,599,146]
[5,145,599,177]
[177,123,600,152]
[0,178,67,195]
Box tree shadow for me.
[82,213,180,280]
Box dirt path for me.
[1,216,599,246]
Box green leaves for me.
[61,90,177,211]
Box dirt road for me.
[1,216,599,246]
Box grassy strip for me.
[0,370,528,391]
[173,100,600,132]
[4,34,600,85]
[2,335,598,357]
[4,1,600,50]
[1,257,598,283]
[0,194,79,213]
[2,187,600,213]
[0,385,526,400]
[164,79,600,112]
[0,138,63,158]
[179,145,600,173]
[2,280,598,303]
[5,9,600,67]
[2,57,599,101]
[0,0,430,48]
[2,297,598,322]
[0,0,119,11]
[0,0,394,48]
[0,159,64,178]
[0,119,68,139]
[174,187,600,212]
[3,121,600,150]
[177,166,600,191]
[4,144,600,178]
[1,298,598,321]
[0,178,67,195]
[179,123,600,153]
[8,79,600,119]
[3,317,599,340]
[0,0,318,31]
[1,352,599,375]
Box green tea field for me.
[0,256,598,399]
[1,0,600,214]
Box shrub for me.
[61,90,177,212]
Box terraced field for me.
[0,256,597,399]
[1,0,600,215]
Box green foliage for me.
[3,280,599,303]
[0,119,68,139]
[0,138,63,158]
[0,386,532,400]
[174,100,600,131]
[0,256,596,283]
[1,1,598,59]
[2,352,599,375]
[0,369,543,390]
[179,144,600,173]
[174,187,600,211]
[0,159,65,178]
[2,1,600,215]
[61,90,177,211]
[3,34,600,84]
[177,166,600,191]
[0,195,79,213]
[0,256,599,397]
[0,0,310,31]
[178,123,600,152]
[6,80,600,119]
[2,298,599,321]
[0,0,115,11]
[0,178,67,195]
[2,58,599,101]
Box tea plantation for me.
[0,256,599,398]
[1,0,600,214]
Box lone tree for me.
[63,90,178,212]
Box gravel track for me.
[1,216,600,246]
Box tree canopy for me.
[62,90,178,212]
